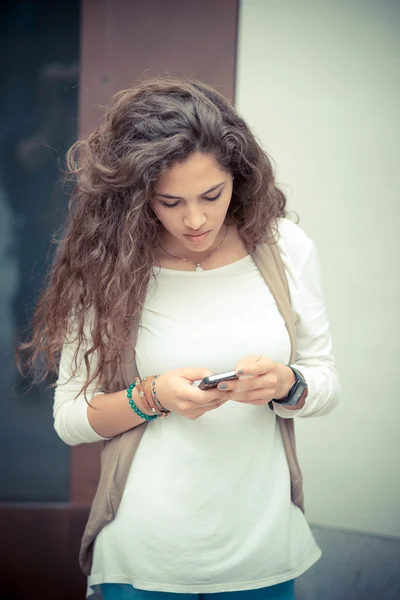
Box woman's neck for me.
[157,225,248,271]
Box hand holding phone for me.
[149,367,228,422]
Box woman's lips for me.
[183,231,210,244]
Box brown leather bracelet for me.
[135,377,158,416]
[151,375,170,417]
[141,376,162,415]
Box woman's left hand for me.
[217,355,296,406]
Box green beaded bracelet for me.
[127,381,158,421]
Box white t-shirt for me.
[54,219,340,594]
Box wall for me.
[236,0,400,540]
[236,1,400,598]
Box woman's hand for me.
[216,355,300,408]
[155,368,228,420]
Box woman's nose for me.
[183,208,207,230]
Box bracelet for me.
[127,381,158,421]
[151,375,170,418]
[136,377,158,415]
[140,376,163,415]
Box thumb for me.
[175,367,214,383]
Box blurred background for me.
[0,1,399,599]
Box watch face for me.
[278,378,308,406]
[291,380,308,405]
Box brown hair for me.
[18,77,287,394]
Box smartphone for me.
[198,370,238,390]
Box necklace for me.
[159,226,228,272]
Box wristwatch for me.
[273,367,308,407]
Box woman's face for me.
[152,152,233,254]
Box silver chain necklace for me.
[159,226,228,272]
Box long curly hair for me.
[17,77,287,395]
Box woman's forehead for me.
[157,152,228,192]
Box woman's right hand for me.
[154,368,228,420]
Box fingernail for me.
[218,383,227,390]
[236,369,244,376]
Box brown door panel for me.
[0,505,89,600]
[71,0,239,506]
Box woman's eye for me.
[204,191,222,202]
[159,190,222,207]
[160,200,179,208]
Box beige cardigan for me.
[79,236,304,576]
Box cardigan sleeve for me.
[272,221,340,418]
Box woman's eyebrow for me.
[156,181,225,200]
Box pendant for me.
[195,264,203,272]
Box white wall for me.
[236,0,400,537]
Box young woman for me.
[20,78,340,600]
